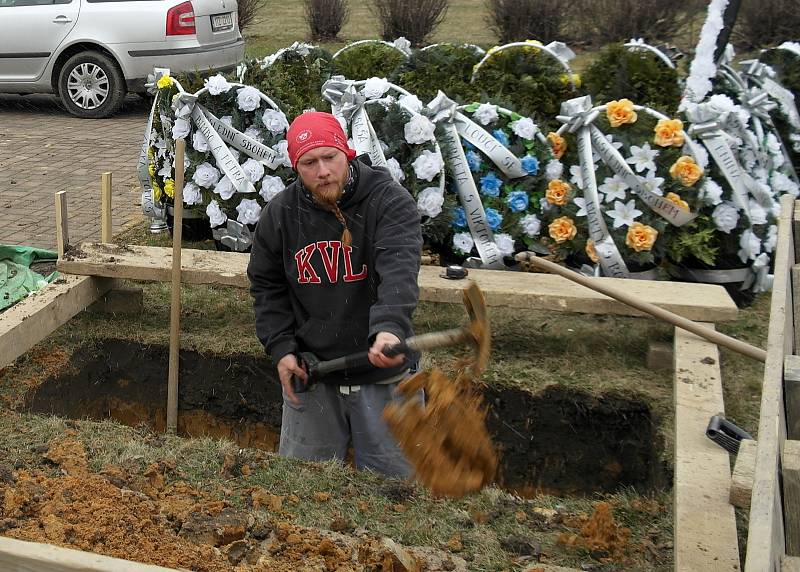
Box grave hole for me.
[23,339,667,495]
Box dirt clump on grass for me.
[0,437,463,571]
[557,501,632,563]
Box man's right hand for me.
[277,353,307,405]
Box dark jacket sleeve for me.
[247,199,297,363]
[368,183,423,342]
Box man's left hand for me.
[369,331,405,368]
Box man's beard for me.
[308,181,344,208]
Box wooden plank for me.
[783,439,800,556]
[674,324,740,571]
[167,138,185,434]
[784,556,800,572]
[100,172,112,243]
[0,275,113,368]
[57,243,739,322]
[746,193,796,572]
[0,536,178,572]
[730,438,757,510]
[784,355,800,440]
[54,191,69,259]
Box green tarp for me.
[0,245,59,312]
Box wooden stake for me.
[166,139,185,434]
[101,172,112,243]
[54,191,69,258]
[515,252,767,362]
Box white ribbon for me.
[687,103,753,221]
[625,39,676,69]
[137,90,161,217]
[588,119,697,226]
[559,96,629,278]
[428,92,505,269]
[202,108,283,169]
[452,112,527,179]
[173,92,255,194]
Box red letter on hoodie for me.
[342,245,368,282]
[295,243,321,284]
[316,240,341,283]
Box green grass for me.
[244,0,494,58]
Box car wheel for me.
[58,51,126,119]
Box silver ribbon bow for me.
[212,219,254,252]
[323,78,387,167]
[556,95,600,133]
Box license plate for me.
[211,12,233,31]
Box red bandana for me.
[286,111,356,168]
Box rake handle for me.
[517,253,766,363]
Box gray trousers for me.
[278,382,413,478]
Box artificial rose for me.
[404,114,436,145]
[206,200,227,227]
[417,187,444,218]
[274,140,291,168]
[520,214,541,237]
[192,131,210,153]
[171,118,191,140]
[236,86,261,112]
[585,239,599,262]
[236,198,262,225]
[738,229,761,263]
[242,158,265,184]
[625,222,658,252]
[606,99,638,128]
[506,191,529,213]
[362,77,390,99]
[260,175,285,202]
[386,157,405,182]
[192,162,221,188]
[765,225,778,253]
[473,103,499,126]
[204,74,232,96]
[214,176,236,200]
[262,109,289,134]
[183,181,202,205]
[510,117,537,140]
[163,179,175,199]
[712,202,739,233]
[545,159,564,180]
[244,126,264,143]
[699,180,723,206]
[495,233,515,257]
[452,232,474,254]
[548,216,577,243]
[547,132,566,159]
[749,199,768,226]
[653,118,685,147]
[398,94,423,113]
[665,192,689,211]
[412,150,444,182]
[669,155,703,187]
[546,179,571,206]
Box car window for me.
[0,0,73,5]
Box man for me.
[247,111,423,477]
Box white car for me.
[0,0,245,118]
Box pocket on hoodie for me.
[296,317,369,360]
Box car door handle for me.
[53,15,73,23]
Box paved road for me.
[0,94,151,250]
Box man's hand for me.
[277,353,307,405]
[369,331,406,368]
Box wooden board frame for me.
[745,194,796,570]
[673,325,740,570]
[0,275,114,368]
[57,243,739,322]
[0,536,178,572]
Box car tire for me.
[58,51,126,119]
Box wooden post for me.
[166,139,185,434]
[101,172,112,243]
[54,191,69,258]
[783,440,800,556]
